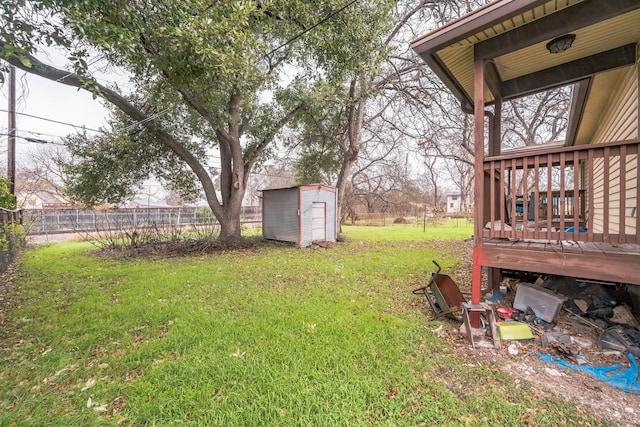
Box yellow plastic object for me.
[496,322,534,340]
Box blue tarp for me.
[564,226,587,232]
[538,352,640,394]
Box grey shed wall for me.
[262,185,337,247]
[299,186,337,247]
[262,187,300,244]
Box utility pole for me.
[7,65,17,197]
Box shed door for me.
[311,202,326,241]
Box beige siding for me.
[589,61,638,235]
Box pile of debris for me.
[476,276,640,394]
[412,261,640,397]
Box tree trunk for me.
[335,79,367,233]
[218,202,243,241]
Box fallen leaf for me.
[81,378,96,391]
[86,397,92,408]
[229,348,246,358]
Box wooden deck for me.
[478,138,640,288]
[483,138,640,245]
[482,238,640,285]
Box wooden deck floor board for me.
[481,239,640,285]
[618,244,640,254]
[559,241,584,254]
[592,242,625,254]
[526,242,547,251]
[577,242,606,254]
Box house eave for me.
[410,0,547,57]
[412,0,640,120]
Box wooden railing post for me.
[482,138,639,244]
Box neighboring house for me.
[123,197,176,209]
[411,0,640,308]
[18,191,72,209]
[446,193,470,213]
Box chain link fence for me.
[0,209,25,274]
[23,206,262,235]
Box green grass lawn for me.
[343,218,474,242]
[0,222,605,426]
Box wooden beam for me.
[485,137,640,162]
[565,79,592,146]
[473,57,485,248]
[490,100,501,156]
[487,100,502,294]
[485,61,502,100]
[482,245,640,285]
[472,56,485,311]
[474,0,640,60]
[423,54,474,112]
[500,44,637,99]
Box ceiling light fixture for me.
[546,34,576,54]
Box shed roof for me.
[260,184,336,192]
[411,0,640,145]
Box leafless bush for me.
[72,210,220,251]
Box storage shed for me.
[262,185,338,247]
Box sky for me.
[0,48,292,206]
[1,70,109,166]
[0,55,175,203]
[0,47,131,165]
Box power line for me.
[0,108,103,133]
[2,1,360,149]
[0,106,175,138]
[20,129,68,139]
[0,133,66,146]
[2,0,360,142]
[3,70,170,137]
[265,0,359,57]
[23,136,65,146]
[116,107,172,134]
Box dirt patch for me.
[443,311,640,426]
[421,256,640,426]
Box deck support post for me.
[484,99,501,228]
[487,96,502,293]
[470,246,487,328]
[472,246,486,305]
[471,53,486,328]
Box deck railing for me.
[482,138,640,244]
[510,189,586,227]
